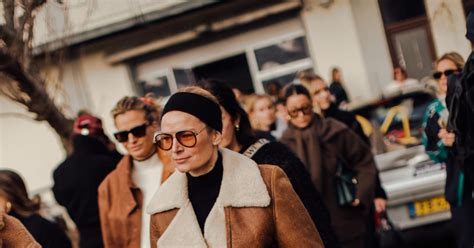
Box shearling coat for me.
[98,150,173,248]
[147,148,324,248]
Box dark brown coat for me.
[98,150,173,248]
[147,148,324,248]
[281,116,376,246]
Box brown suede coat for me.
[0,214,41,248]
[98,150,173,248]
[147,148,324,248]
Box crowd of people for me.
[1,14,474,248]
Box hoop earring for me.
[234,124,240,132]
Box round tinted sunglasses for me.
[113,123,148,143]
[153,126,206,151]
[288,105,313,118]
[433,69,460,79]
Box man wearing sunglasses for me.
[98,96,173,248]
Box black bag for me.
[377,212,403,248]
[334,157,358,207]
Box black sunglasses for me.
[153,126,206,151]
[288,105,313,118]
[433,69,460,79]
[113,123,148,142]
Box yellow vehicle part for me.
[379,105,418,145]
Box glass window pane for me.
[173,69,195,90]
[138,76,171,97]
[391,27,432,80]
[254,37,309,71]
[379,0,425,26]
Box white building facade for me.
[0,0,471,191]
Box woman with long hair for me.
[0,170,71,248]
[280,84,376,248]
[197,79,339,248]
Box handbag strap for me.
[243,138,270,158]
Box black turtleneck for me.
[187,152,223,233]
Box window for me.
[379,0,435,80]
[254,37,310,71]
[137,75,171,98]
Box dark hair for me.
[283,84,312,104]
[196,79,256,147]
[0,170,40,215]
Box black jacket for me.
[52,135,121,248]
[329,81,349,107]
[10,211,71,248]
[240,141,341,248]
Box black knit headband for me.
[161,92,222,132]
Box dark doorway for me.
[193,53,255,94]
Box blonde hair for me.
[111,93,160,124]
[297,72,325,95]
[436,52,465,70]
[245,94,275,130]
[179,86,219,105]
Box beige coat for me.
[98,151,173,248]
[147,148,324,248]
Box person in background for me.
[280,84,376,248]
[299,73,387,247]
[299,73,368,144]
[247,94,288,140]
[383,66,420,96]
[424,52,468,248]
[148,87,324,248]
[53,113,121,248]
[197,79,340,247]
[98,95,174,248]
[265,80,282,102]
[0,170,71,248]
[329,67,350,109]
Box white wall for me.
[426,0,471,60]
[301,0,374,102]
[0,97,65,191]
[351,0,393,95]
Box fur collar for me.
[146,148,270,247]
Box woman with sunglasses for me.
[422,52,464,164]
[280,84,376,248]
[197,79,339,247]
[148,86,323,248]
[422,52,465,235]
[98,95,173,248]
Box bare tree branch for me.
[2,0,15,31]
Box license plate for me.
[408,196,450,218]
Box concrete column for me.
[301,0,389,101]
[426,0,471,60]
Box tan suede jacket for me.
[98,151,173,248]
[147,148,324,248]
